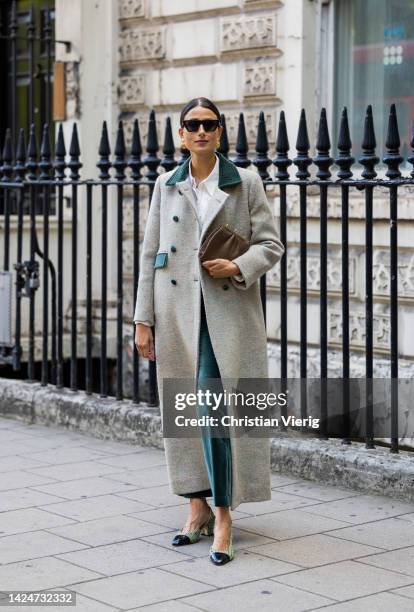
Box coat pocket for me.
[154,251,168,269]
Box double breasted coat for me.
[133,151,285,510]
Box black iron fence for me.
[0,105,413,453]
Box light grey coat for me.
[133,152,285,510]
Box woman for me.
[134,97,285,565]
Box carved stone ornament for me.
[268,251,356,295]
[119,27,165,62]
[244,62,276,97]
[373,249,414,298]
[119,0,145,19]
[119,75,146,107]
[220,13,276,52]
[329,310,390,351]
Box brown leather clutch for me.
[199,223,250,263]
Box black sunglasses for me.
[182,119,220,132]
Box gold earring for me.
[181,138,187,149]
[216,139,220,148]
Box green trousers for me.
[179,291,232,507]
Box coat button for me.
[171,279,177,285]
[171,245,177,252]
[222,284,229,290]
[173,215,179,222]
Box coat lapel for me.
[175,180,200,227]
[166,151,242,246]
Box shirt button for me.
[173,215,179,222]
[222,284,229,290]
[171,279,177,285]
[171,245,177,252]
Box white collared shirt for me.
[188,153,219,228]
[188,154,244,283]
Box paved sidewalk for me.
[0,416,413,611]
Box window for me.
[334,0,414,166]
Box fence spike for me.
[408,120,414,179]
[161,116,177,172]
[273,110,292,181]
[293,109,312,179]
[97,120,111,180]
[39,124,52,180]
[218,113,229,158]
[128,118,143,180]
[358,105,379,179]
[26,123,38,180]
[1,128,14,181]
[113,120,127,181]
[335,107,354,179]
[54,123,67,180]
[14,128,26,182]
[314,108,333,180]
[233,112,250,168]
[144,109,160,181]
[68,122,82,180]
[253,111,271,180]
[383,103,403,180]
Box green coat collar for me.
[165,150,242,188]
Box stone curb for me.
[0,378,413,502]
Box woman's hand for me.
[202,259,240,278]
[135,323,156,361]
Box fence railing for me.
[0,104,413,453]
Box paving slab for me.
[25,459,130,481]
[26,447,112,465]
[327,517,414,550]
[275,481,363,502]
[47,514,172,546]
[0,455,49,472]
[71,567,214,609]
[0,507,75,537]
[94,449,167,469]
[0,556,102,591]
[231,489,322,516]
[160,549,300,588]
[128,601,201,612]
[0,530,88,565]
[233,509,350,540]
[390,584,414,599]
[300,493,414,524]
[41,493,153,521]
[31,475,139,500]
[247,533,382,567]
[117,483,189,508]
[181,578,334,611]
[0,469,57,491]
[313,591,414,611]
[103,464,173,488]
[357,545,414,576]
[57,538,189,575]
[0,488,64,512]
[272,559,414,601]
